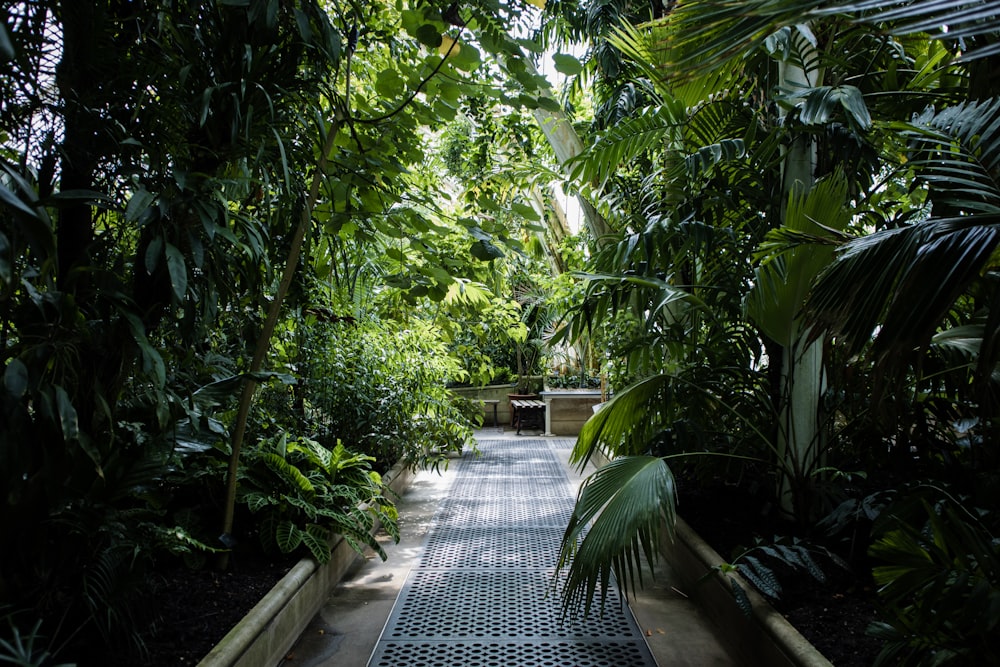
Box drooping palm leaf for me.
[571,373,676,469]
[557,455,677,618]
[809,100,1000,358]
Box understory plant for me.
[267,317,475,470]
[238,432,398,563]
[867,487,1000,666]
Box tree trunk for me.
[775,37,825,522]
[218,115,342,568]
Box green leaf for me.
[54,385,79,442]
[0,181,38,219]
[164,242,187,301]
[3,358,28,398]
[535,96,561,113]
[558,455,676,617]
[302,524,331,563]
[275,520,302,554]
[552,53,583,76]
[144,235,163,275]
[125,187,155,224]
[471,239,504,261]
[511,201,540,221]
[0,23,13,62]
[415,24,441,48]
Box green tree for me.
[551,0,1000,626]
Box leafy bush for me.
[239,432,398,563]
[266,318,475,470]
[867,487,1000,666]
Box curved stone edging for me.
[664,517,834,667]
[198,461,416,667]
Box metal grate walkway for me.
[367,438,659,667]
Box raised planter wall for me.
[198,461,416,667]
[449,383,517,427]
[540,389,603,436]
[661,519,834,667]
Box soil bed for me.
[134,553,296,667]
[679,479,883,667]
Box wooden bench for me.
[511,399,546,435]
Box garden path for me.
[282,431,740,667]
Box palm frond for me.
[557,455,676,618]
[567,103,685,187]
[824,0,1000,60]
[809,99,1000,358]
[571,374,675,469]
[903,99,1000,215]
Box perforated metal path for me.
[368,438,658,667]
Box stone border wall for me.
[197,461,415,667]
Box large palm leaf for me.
[556,455,677,618]
[809,99,1000,361]
[645,0,998,84]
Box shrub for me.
[238,432,398,562]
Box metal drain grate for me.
[459,457,564,478]
[449,476,571,499]
[437,497,575,528]
[369,639,654,667]
[383,570,636,639]
[421,525,565,569]
[368,438,657,667]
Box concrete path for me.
[281,431,741,667]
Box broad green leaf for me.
[125,187,155,224]
[275,520,302,553]
[3,358,28,398]
[415,24,441,48]
[552,53,582,76]
[164,242,187,301]
[0,182,38,219]
[144,235,163,275]
[471,239,504,261]
[450,42,481,72]
[376,68,406,97]
[54,385,79,442]
[511,201,540,221]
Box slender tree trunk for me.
[776,39,825,522]
[218,114,342,568]
[55,2,102,287]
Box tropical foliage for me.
[547,1,1000,664]
[0,0,567,661]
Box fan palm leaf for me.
[556,454,677,618]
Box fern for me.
[238,431,398,564]
[713,537,848,615]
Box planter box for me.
[197,461,416,667]
[662,517,834,667]
[539,389,604,436]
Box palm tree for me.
[552,0,1000,617]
